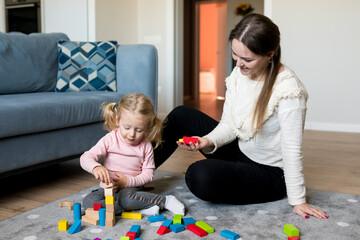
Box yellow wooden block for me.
[58,220,68,231]
[121,212,142,220]
[105,196,115,205]
[178,138,183,142]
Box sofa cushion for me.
[0,32,69,94]
[56,40,117,92]
[0,92,124,138]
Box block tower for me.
[104,182,116,227]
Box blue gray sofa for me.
[0,32,158,177]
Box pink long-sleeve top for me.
[80,129,155,189]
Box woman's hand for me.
[112,172,128,191]
[92,166,111,185]
[293,203,328,219]
[177,136,214,152]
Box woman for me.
[154,13,327,219]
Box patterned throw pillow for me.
[56,40,117,92]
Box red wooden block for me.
[183,136,198,144]
[126,231,137,240]
[288,236,300,240]
[93,203,102,211]
[157,225,171,235]
[187,223,208,237]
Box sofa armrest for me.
[116,44,158,111]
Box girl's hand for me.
[113,172,128,191]
[293,203,328,219]
[92,166,111,185]
[177,136,214,152]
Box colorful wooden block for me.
[161,219,173,228]
[182,217,196,226]
[148,214,166,223]
[59,200,74,210]
[58,220,68,231]
[288,236,300,240]
[99,208,106,226]
[104,187,114,196]
[122,212,142,220]
[196,220,214,233]
[82,215,99,225]
[220,229,240,240]
[183,136,198,144]
[284,224,300,237]
[85,208,100,219]
[73,203,81,220]
[187,223,207,237]
[129,225,141,236]
[170,223,185,233]
[126,231,137,240]
[105,195,115,205]
[120,237,130,240]
[93,203,102,211]
[157,225,171,235]
[67,220,82,234]
[173,214,182,224]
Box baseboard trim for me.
[305,122,360,133]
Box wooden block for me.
[82,215,99,225]
[73,203,81,220]
[187,223,207,237]
[220,229,240,240]
[183,136,198,144]
[182,217,195,226]
[288,236,300,240]
[59,200,74,210]
[67,220,81,234]
[85,208,100,219]
[106,204,115,212]
[106,211,115,220]
[161,219,173,228]
[58,220,68,231]
[173,214,182,224]
[129,225,141,237]
[148,214,165,223]
[122,212,142,220]
[284,224,300,237]
[105,195,115,205]
[104,182,114,188]
[126,231,137,240]
[170,223,185,233]
[196,220,214,233]
[93,203,102,211]
[99,208,106,226]
[105,187,115,196]
[120,237,130,240]
[157,225,171,235]
[106,218,116,227]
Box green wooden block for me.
[120,237,130,240]
[173,214,182,224]
[284,224,299,237]
[195,220,214,233]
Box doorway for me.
[183,0,227,121]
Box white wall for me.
[267,0,360,132]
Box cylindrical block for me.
[73,203,81,220]
[99,208,106,226]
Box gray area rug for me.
[1,171,359,240]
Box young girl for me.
[80,93,185,216]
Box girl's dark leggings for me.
[154,105,287,204]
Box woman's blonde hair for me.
[101,93,162,149]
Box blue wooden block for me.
[99,208,106,226]
[148,214,166,223]
[67,220,81,234]
[73,203,81,220]
[220,229,240,240]
[161,219,173,228]
[129,224,141,236]
[170,223,185,233]
[182,217,196,226]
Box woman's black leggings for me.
[154,105,287,204]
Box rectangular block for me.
[67,220,81,234]
[220,229,240,240]
[187,223,207,237]
[105,187,114,196]
[170,223,185,233]
[173,214,182,224]
[93,203,102,211]
[106,218,116,227]
[284,224,300,237]
[182,217,195,226]
[82,215,99,225]
[129,224,141,236]
[105,195,115,205]
[106,211,115,220]
[122,212,142,220]
[106,204,115,212]
[161,219,173,228]
[85,208,100,219]
[148,214,166,223]
[196,220,214,233]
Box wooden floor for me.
[0,93,359,221]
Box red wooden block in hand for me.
[187,223,208,237]
[183,136,199,145]
[157,225,171,235]
[93,203,102,211]
[126,231,137,240]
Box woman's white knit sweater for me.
[204,66,308,206]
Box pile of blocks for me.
[284,224,300,239]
